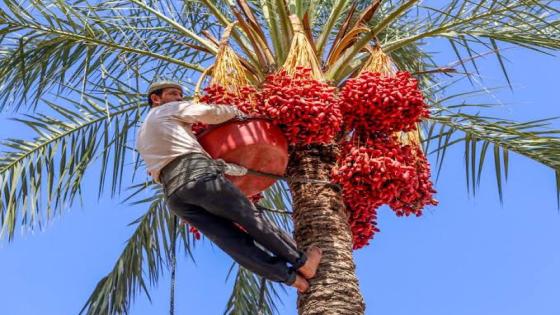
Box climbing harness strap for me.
[245,169,341,191]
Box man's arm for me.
[171,101,246,125]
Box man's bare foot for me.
[297,246,322,280]
[291,274,309,293]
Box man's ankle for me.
[292,251,308,270]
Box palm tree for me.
[1,0,559,314]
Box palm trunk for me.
[287,144,365,315]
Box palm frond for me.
[259,180,294,231]
[225,265,283,315]
[127,0,218,53]
[124,180,198,258]
[382,0,559,87]
[326,0,420,81]
[0,95,144,241]
[259,0,284,63]
[426,106,560,201]
[385,1,560,52]
[80,185,183,315]
[200,0,260,65]
[315,0,350,56]
[325,0,558,83]
[0,0,213,111]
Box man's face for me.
[151,87,183,107]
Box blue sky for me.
[1,38,560,315]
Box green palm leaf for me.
[79,185,191,315]
[426,102,560,201]
[0,95,144,240]
[225,265,283,315]
[0,0,213,111]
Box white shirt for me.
[135,101,242,183]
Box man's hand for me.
[215,159,248,176]
[234,109,250,121]
[225,162,248,176]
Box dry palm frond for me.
[359,45,397,76]
[193,65,214,101]
[326,0,381,67]
[326,26,371,67]
[211,45,252,91]
[206,23,256,95]
[282,15,323,80]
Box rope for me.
[245,169,342,191]
[254,203,292,215]
[169,216,177,315]
[214,157,342,191]
[256,277,267,313]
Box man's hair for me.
[148,89,164,106]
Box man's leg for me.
[254,204,299,250]
[177,173,307,270]
[166,193,298,285]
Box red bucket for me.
[197,118,288,197]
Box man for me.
[135,80,321,292]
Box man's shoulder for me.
[145,101,198,123]
[148,102,182,117]
[163,100,197,111]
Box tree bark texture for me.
[287,144,365,315]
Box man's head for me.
[147,81,184,107]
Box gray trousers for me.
[163,154,306,285]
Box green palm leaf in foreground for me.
[80,188,172,315]
[0,95,144,240]
[1,0,559,314]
